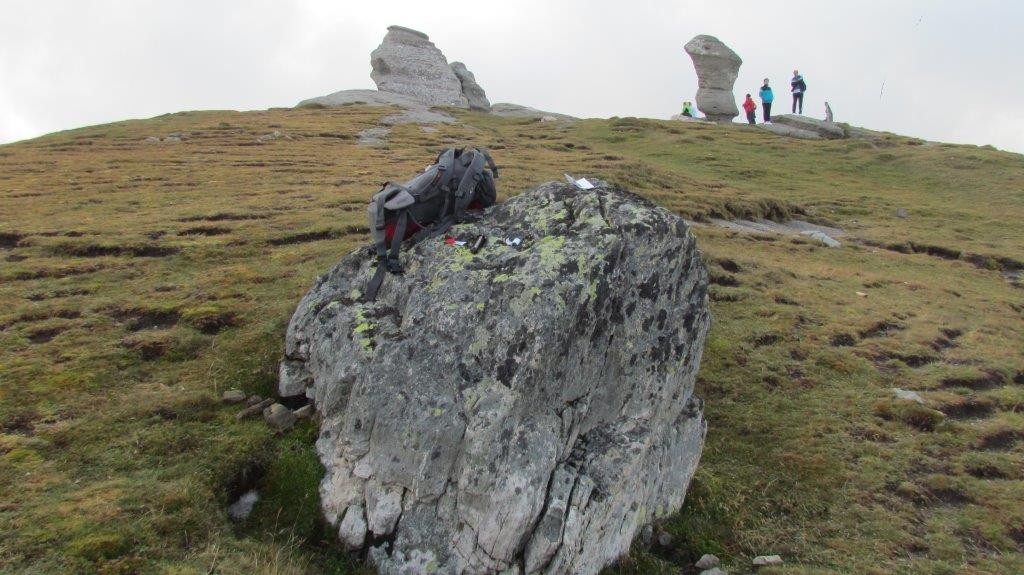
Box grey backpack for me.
[364,147,498,300]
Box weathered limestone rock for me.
[769,115,846,139]
[450,61,491,111]
[684,35,742,122]
[370,25,469,108]
[280,181,710,574]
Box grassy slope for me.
[0,105,1022,575]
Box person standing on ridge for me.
[759,78,774,123]
[681,101,694,118]
[791,70,807,114]
[742,94,757,125]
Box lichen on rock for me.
[280,181,711,574]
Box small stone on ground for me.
[753,554,784,567]
[696,553,721,569]
[263,403,297,431]
[893,388,925,404]
[221,389,246,404]
[294,404,314,419]
[700,568,728,575]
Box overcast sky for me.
[2,0,1022,152]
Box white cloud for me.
[1,0,1022,152]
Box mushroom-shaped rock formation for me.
[370,25,469,108]
[684,35,742,122]
[280,181,710,575]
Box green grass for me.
[1,106,1022,574]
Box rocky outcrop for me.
[450,62,490,111]
[297,89,456,125]
[489,103,578,121]
[280,181,710,574]
[758,122,822,140]
[769,115,845,139]
[684,35,742,122]
[370,26,469,108]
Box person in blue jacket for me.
[759,79,774,123]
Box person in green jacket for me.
[759,79,774,123]
[681,101,695,118]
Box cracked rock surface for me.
[280,181,710,574]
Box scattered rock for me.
[489,102,578,121]
[221,389,246,404]
[753,554,784,567]
[227,489,259,521]
[144,136,160,143]
[671,114,707,123]
[893,388,925,404]
[684,35,742,122]
[256,130,290,143]
[656,531,673,547]
[709,218,844,240]
[700,568,728,575]
[769,115,845,139]
[236,398,274,420]
[263,403,297,432]
[640,524,654,547]
[162,136,182,143]
[280,181,710,575]
[294,404,314,419]
[245,395,264,407]
[357,127,391,147]
[758,122,822,140]
[800,230,841,248]
[450,61,490,111]
[896,208,909,218]
[540,115,559,122]
[370,25,468,108]
[696,553,721,569]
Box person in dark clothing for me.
[742,94,757,125]
[759,78,774,122]
[791,69,807,114]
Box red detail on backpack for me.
[382,201,487,243]
[383,219,421,242]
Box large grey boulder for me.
[371,25,469,108]
[684,35,742,122]
[450,61,491,111]
[769,115,846,139]
[280,182,710,574]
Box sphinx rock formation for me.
[684,35,742,122]
[371,25,488,109]
[280,181,710,575]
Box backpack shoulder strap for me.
[474,147,499,179]
[452,149,487,222]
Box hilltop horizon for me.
[2,0,1023,153]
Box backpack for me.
[363,147,499,301]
